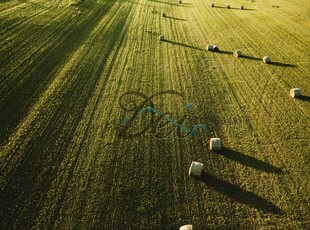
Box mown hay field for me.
[0,0,309,229]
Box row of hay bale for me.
[206,44,272,64]
[188,138,221,177]
[211,3,245,10]
[206,45,303,97]
[158,35,302,97]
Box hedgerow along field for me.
[0,0,309,228]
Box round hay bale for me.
[226,4,230,9]
[188,161,204,177]
[240,6,245,10]
[210,3,214,7]
[180,225,193,230]
[206,44,214,51]
[162,12,166,17]
[159,35,165,41]
[210,138,221,150]
[263,56,271,64]
[212,45,219,52]
[290,88,301,98]
[179,0,182,4]
[233,50,242,58]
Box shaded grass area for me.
[198,172,284,215]
[0,0,116,144]
[218,148,283,174]
[148,0,191,7]
[163,39,204,51]
[0,1,131,229]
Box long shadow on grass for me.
[216,51,261,61]
[269,62,297,68]
[198,171,284,214]
[241,55,262,61]
[213,6,256,11]
[241,55,296,67]
[217,50,233,55]
[0,1,131,229]
[164,40,204,51]
[165,16,187,21]
[297,95,310,102]
[218,148,283,174]
[148,0,190,6]
[0,0,114,144]
[216,52,296,67]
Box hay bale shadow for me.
[217,50,233,55]
[213,6,256,10]
[241,55,262,61]
[269,62,297,68]
[148,0,191,6]
[165,16,187,21]
[196,171,284,214]
[213,6,226,9]
[297,95,310,102]
[164,40,204,51]
[217,147,283,174]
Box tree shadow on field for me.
[164,40,204,51]
[165,16,187,21]
[218,148,283,174]
[197,172,284,214]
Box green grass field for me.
[0,0,309,229]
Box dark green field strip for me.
[0,1,135,228]
[0,0,30,14]
[1,4,74,64]
[0,3,53,38]
[0,0,120,144]
[0,0,129,190]
[0,8,76,80]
